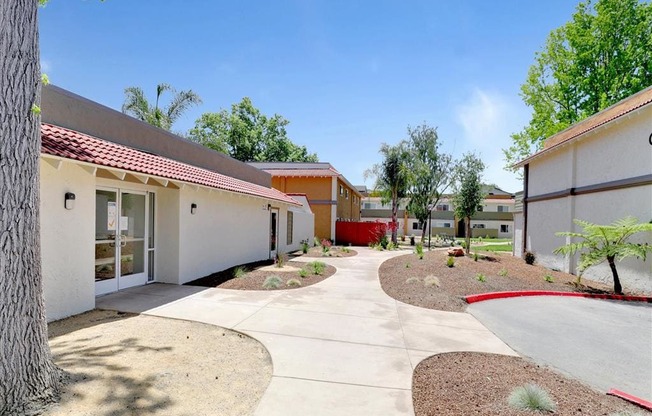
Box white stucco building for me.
[514,86,652,292]
[40,85,314,321]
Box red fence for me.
[335,221,388,246]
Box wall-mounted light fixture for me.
[267,204,271,211]
[191,203,197,215]
[64,192,76,210]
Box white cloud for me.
[453,88,529,193]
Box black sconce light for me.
[267,204,271,211]
[191,203,197,215]
[64,192,76,210]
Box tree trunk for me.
[0,1,61,414]
[391,192,398,245]
[607,255,623,295]
[465,217,471,255]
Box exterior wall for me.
[285,196,314,252]
[512,212,524,258]
[151,186,180,284]
[336,178,361,221]
[177,188,273,284]
[523,105,652,292]
[312,204,333,241]
[41,160,95,322]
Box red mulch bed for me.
[413,352,647,415]
[185,260,336,291]
[379,250,620,312]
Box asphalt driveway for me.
[468,296,652,401]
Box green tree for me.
[189,97,318,162]
[122,83,202,131]
[554,217,652,294]
[365,142,411,245]
[0,0,62,413]
[504,0,652,169]
[404,124,453,242]
[452,153,485,254]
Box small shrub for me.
[409,235,415,246]
[379,234,389,250]
[544,273,554,283]
[262,275,283,289]
[275,251,287,268]
[424,275,440,287]
[415,242,424,260]
[298,268,308,278]
[387,241,396,250]
[310,261,326,275]
[405,263,411,269]
[233,266,247,278]
[476,273,486,282]
[405,276,420,284]
[473,251,479,262]
[508,384,556,413]
[498,268,508,277]
[321,238,332,253]
[313,236,320,247]
[460,240,466,249]
[446,257,455,268]
[301,240,309,254]
[341,247,351,253]
[524,251,536,265]
[286,278,302,287]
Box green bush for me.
[262,275,283,289]
[473,251,479,262]
[446,257,455,268]
[275,252,287,268]
[524,251,536,265]
[405,263,411,269]
[313,236,320,247]
[310,261,326,275]
[298,268,308,278]
[415,242,424,260]
[341,246,351,253]
[544,273,554,283]
[476,273,486,282]
[233,266,247,278]
[380,234,389,250]
[286,278,302,287]
[387,241,396,251]
[301,240,309,254]
[498,268,508,277]
[508,384,556,413]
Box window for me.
[339,185,344,196]
[472,224,485,229]
[443,223,451,228]
[500,224,509,233]
[345,189,349,199]
[498,205,509,212]
[477,206,484,212]
[363,202,371,209]
[287,211,293,245]
[436,204,448,211]
[412,222,420,230]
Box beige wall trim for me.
[310,200,338,205]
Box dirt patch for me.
[186,260,336,291]
[46,310,271,416]
[380,250,619,312]
[413,352,646,415]
[299,246,358,258]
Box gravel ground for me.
[46,310,271,416]
[186,260,336,291]
[299,246,358,258]
[379,250,618,312]
[413,352,648,416]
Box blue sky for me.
[39,0,579,193]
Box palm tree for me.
[122,83,202,131]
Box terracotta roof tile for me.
[516,86,652,167]
[41,123,300,206]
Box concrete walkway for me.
[97,247,515,415]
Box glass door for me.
[95,188,149,296]
[270,208,279,259]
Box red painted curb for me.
[607,388,652,411]
[464,290,652,304]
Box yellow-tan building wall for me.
[335,179,361,221]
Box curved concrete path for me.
[97,247,515,415]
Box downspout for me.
[522,164,529,255]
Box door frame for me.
[269,207,280,260]
[95,186,153,296]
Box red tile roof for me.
[40,123,301,206]
[516,86,652,167]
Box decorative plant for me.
[298,268,308,278]
[301,239,309,254]
[544,273,554,283]
[446,257,455,268]
[341,247,351,254]
[275,251,287,268]
[379,234,389,250]
[473,251,479,262]
[405,263,411,269]
[424,275,440,287]
[387,241,396,251]
[310,261,326,275]
[508,384,556,412]
[286,278,302,287]
[321,238,332,253]
[554,216,652,294]
[415,242,424,259]
[476,273,486,282]
[405,276,420,284]
[498,268,508,277]
[524,251,536,265]
[233,266,247,278]
[262,275,282,289]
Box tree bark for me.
[0,1,61,414]
[391,191,398,245]
[465,217,471,255]
[607,255,623,295]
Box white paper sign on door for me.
[120,216,129,231]
[107,202,117,231]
